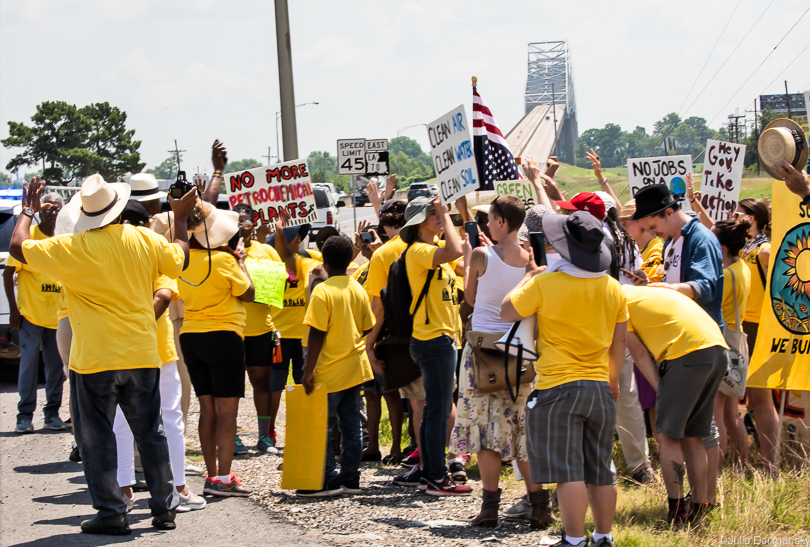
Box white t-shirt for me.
[663,236,684,283]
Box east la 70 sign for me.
[337,139,389,176]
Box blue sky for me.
[1,0,808,174]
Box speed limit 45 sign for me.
[337,139,367,175]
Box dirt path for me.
[0,381,322,546]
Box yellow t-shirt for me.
[365,235,408,298]
[511,273,628,390]
[178,249,251,338]
[722,260,751,330]
[303,276,375,393]
[623,285,728,362]
[307,249,323,262]
[56,287,69,321]
[6,225,62,329]
[351,262,370,287]
[155,276,179,365]
[244,242,281,337]
[405,242,459,342]
[272,253,320,339]
[640,237,664,283]
[741,241,770,323]
[22,224,185,373]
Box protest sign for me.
[495,179,538,209]
[245,258,286,308]
[223,159,317,227]
[427,105,479,205]
[627,154,693,211]
[699,140,745,222]
[748,181,810,391]
[281,384,328,490]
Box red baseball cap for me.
[556,192,606,221]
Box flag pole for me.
[473,75,480,206]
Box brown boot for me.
[470,488,500,528]
[529,489,558,529]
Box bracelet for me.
[212,171,223,178]
[598,179,607,184]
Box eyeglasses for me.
[241,221,254,229]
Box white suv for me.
[310,186,345,238]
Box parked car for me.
[0,198,22,361]
[311,186,345,238]
[429,184,439,196]
[312,182,341,205]
[407,182,431,202]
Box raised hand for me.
[23,176,48,213]
[212,140,228,172]
[364,182,381,209]
[384,174,398,200]
[586,148,604,181]
[523,156,540,182]
[545,155,560,178]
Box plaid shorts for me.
[525,380,617,485]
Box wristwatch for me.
[21,207,35,218]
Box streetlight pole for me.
[276,102,319,162]
[397,123,427,137]
[275,0,299,164]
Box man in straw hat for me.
[9,174,198,535]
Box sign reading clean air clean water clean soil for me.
[223,159,317,227]
[700,139,745,221]
[427,105,479,205]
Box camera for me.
[169,171,195,199]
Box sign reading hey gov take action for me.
[223,159,317,227]
[427,105,479,204]
[699,140,745,222]
[337,139,389,176]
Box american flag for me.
[473,86,522,191]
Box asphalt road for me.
[337,204,377,235]
[0,380,322,547]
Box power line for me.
[676,0,742,117]
[681,0,777,118]
[753,40,810,103]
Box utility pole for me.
[754,98,760,176]
[551,82,559,155]
[169,140,186,173]
[785,80,792,119]
[263,147,273,165]
[275,0,299,162]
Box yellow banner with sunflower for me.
[748,180,810,390]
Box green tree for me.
[147,154,182,180]
[225,158,262,172]
[2,101,144,184]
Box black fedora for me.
[630,184,679,220]
[541,211,611,272]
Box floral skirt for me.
[449,342,530,461]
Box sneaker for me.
[392,466,422,486]
[425,475,472,497]
[503,495,532,519]
[123,493,135,513]
[184,461,203,476]
[418,477,428,491]
[591,536,614,547]
[401,448,420,468]
[131,479,148,492]
[449,460,467,483]
[43,416,70,431]
[629,466,655,484]
[81,514,131,535]
[15,419,33,434]
[297,481,343,497]
[151,510,176,530]
[69,445,82,462]
[177,490,207,512]
[207,473,252,497]
[134,465,143,474]
[550,538,588,547]
[234,436,248,455]
[202,478,218,495]
[256,435,279,455]
[340,478,362,495]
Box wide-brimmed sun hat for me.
[399,195,438,242]
[541,210,612,272]
[128,173,167,202]
[190,203,240,249]
[55,174,131,234]
[618,199,636,220]
[758,118,809,181]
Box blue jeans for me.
[410,335,456,481]
[17,317,64,423]
[325,384,363,485]
[70,368,178,518]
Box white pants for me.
[113,362,186,487]
[616,351,650,472]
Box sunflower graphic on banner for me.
[748,180,810,390]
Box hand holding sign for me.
[427,105,479,204]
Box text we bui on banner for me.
[699,139,745,222]
[223,159,317,227]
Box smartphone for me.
[465,221,480,249]
[360,232,373,244]
[529,232,547,267]
[621,268,646,284]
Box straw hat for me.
[190,203,240,249]
[618,199,636,220]
[128,173,167,202]
[55,174,131,234]
[758,118,809,181]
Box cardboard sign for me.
[699,140,745,221]
[427,105,479,205]
[245,258,286,308]
[281,384,328,491]
[223,160,316,227]
[495,179,538,210]
[337,139,367,175]
[748,181,810,391]
[627,155,693,212]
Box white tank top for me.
[470,246,526,333]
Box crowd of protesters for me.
[7,128,810,546]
